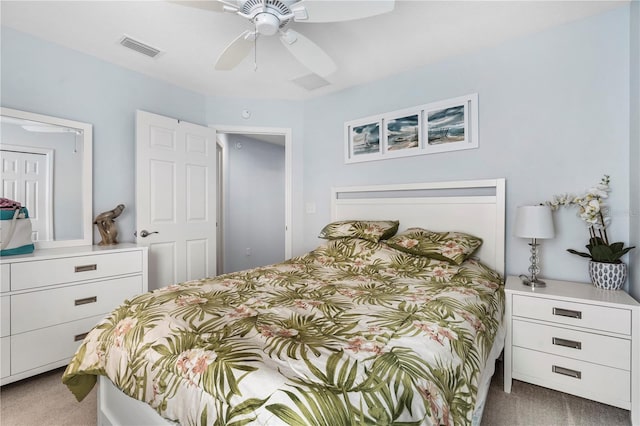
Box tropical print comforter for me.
[63,238,504,426]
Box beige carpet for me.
[1,368,96,426]
[0,362,632,425]
[481,362,631,426]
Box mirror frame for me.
[1,107,93,248]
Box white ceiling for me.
[1,0,626,101]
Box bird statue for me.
[94,204,125,246]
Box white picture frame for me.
[344,93,479,163]
[424,93,478,154]
[382,108,422,159]
[344,116,383,163]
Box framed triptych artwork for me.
[344,93,478,163]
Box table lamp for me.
[514,205,555,287]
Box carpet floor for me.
[481,362,631,426]
[0,361,632,425]
[1,367,96,426]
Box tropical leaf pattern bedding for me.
[63,238,504,426]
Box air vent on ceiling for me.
[291,73,330,91]
[119,35,161,58]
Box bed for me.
[63,178,506,426]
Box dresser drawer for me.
[512,346,630,409]
[1,296,9,337]
[512,294,631,335]
[0,336,9,378]
[10,314,103,375]
[11,275,141,334]
[512,319,630,370]
[10,251,142,291]
[1,264,9,293]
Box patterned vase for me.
[588,261,627,290]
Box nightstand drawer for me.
[512,294,631,335]
[10,251,142,291]
[513,346,630,409]
[512,319,630,370]
[11,275,141,334]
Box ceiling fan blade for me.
[290,0,394,23]
[215,30,255,70]
[279,29,336,77]
[168,0,235,13]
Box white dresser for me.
[0,244,148,385]
[503,276,639,425]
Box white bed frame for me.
[332,178,505,275]
[97,178,506,425]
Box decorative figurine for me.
[94,204,125,245]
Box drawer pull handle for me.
[75,264,97,273]
[552,307,582,319]
[552,365,582,379]
[552,337,582,350]
[74,296,97,306]
[74,332,89,342]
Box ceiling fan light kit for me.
[176,0,395,77]
[253,12,281,36]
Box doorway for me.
[215,126,291,274]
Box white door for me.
[1,148,52,242]
[135,111,217,291]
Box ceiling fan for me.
[174,0,395,76]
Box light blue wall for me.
[630,0,640,300]
[303,6,632,288]
[2,5,636,291]
[1,27,307,255]
[223,134,285,273]
[1,27,209,244]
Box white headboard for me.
[331,179,506,275]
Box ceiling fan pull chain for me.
[254,22,258,71]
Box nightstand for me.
[503,276,639,425]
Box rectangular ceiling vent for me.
[120,35,161,58]
[291,73,330,91]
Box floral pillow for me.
[318,220,399,243]
[385,227,482,265]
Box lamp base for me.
[519,274,546,287]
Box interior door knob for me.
[137,230,158,238]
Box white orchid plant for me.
[546,175,634,264]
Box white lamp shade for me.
[514,205,555,239]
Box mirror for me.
[0,107,93,248]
